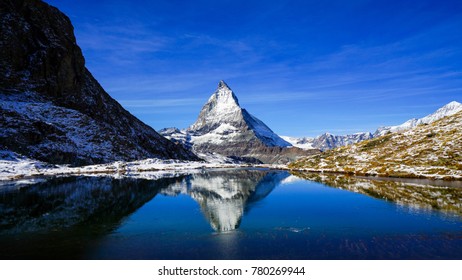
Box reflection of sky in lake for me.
[0,170,461,259]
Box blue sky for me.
[45,0,462,137]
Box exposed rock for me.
[0,0,198,165]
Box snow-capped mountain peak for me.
[218,79,232,90]
[160,81,317,164]
[419,101,462,124]
[374,101,462,136]
[212,80,240,108]
[189,80,241,132]
[187,80,290,147]
[280,136,315,150]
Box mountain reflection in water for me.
[160,170,288,231]
[1,169,462,260]
[0,170,286,235]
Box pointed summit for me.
[189,80,242,132]
[162,81,318,163]
[212,80,240,107]
[189,80,287,145]
[218,80,230,89]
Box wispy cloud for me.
[76,22,172,66]
[119,98,202,108]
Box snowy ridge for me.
[0,150,233,181]
[282,132,372,151]
[0,148,290,181]
[280,136,314,149]
[313,132,373,151]
[187,80,290,148]
[374,101,462,136]
[419,101,462,123]
[189,80,242,132]
[242,109,291,147]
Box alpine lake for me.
[1,168,461,260]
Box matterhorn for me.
[161,81,318,163]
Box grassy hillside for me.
[289,111,462,180]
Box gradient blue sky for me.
[45,0,462,137]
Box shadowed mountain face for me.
[0,0,198,165]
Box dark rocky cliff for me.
[0,0,198,165]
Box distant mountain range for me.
[289,109,462,180]
[160,81,317,164]
[282,132,373,151]
[283,101,462,151]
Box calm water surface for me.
[0,169,461,259]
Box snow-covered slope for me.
[189,80,291,147]
[0,148,246,181]
[161,81,318,164]
[374,101,462,136]
[281,136,314,149]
